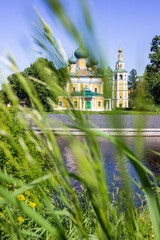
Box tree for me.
[7,73,29,104]
[128,69,137,90]
[103,66,113,98]
[128,69,138,107]
[144,35,160,104]
[149,35,160,69]
[5,58,68,111]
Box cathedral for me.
[55,39,128,111]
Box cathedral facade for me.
[55,40,128,111]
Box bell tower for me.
[112,48,128,108]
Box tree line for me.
[0,35,160,111]
[128,35,160,110]
[0,58,68,111]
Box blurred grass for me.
[0,0,160,239]
[42,110,160,115]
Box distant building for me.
[55,39,128,111]
[112,48,128,108]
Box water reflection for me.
[57,136,160,194]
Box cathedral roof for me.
[68,54,77,64]
[74,41,89,59]
[91,56,98,66]
[86,57,92,68]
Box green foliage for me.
[128,68,138,90]
[4,58,68,111]
[103,66,113,98]
[0,107,51,186]
[144,35,160,105]
[128,69,138,108]
[149,35,160,68]
[0,3,160,240]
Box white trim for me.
[70,77,103,84]
[78,83,80,91]
[101,83,103,94]
[83,99,85,110]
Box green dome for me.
[91,56,98,66]
[86,58,92,68]
[74,42,89,59]
[68,54,77,64]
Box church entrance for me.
[85,101,91,109]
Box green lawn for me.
[45,109,160,115]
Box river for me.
[57,136,160,205]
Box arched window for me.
[119,74,123,80]
[98,101,101,107]
[74,101,78,108]
[94,87,98,93]
[58,100,63,107]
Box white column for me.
[126,78,128,107]
[78,82,80,91]
[101,83,103,94]
[95,98,96,110]
[126,91,129,107]
[112,77,114,100]
[116,75,119,107]
[67,83,69,91]
[108,100,111,110]
[106,101,108,110]
[123,81,125,107]
[116,79,119,107]
[83,99,85,110]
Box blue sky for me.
[0,0,160,85]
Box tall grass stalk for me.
[0,1,159,239]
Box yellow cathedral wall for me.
[57,97,68,108]
[77,59,86,68]
[68,83,102,93]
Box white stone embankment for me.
[32,127,160,136]
[30,114,160,136]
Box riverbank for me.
[28,114,160,136]
[46,114,160,128]
[32,127,160,136]
[46,110,160,115]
